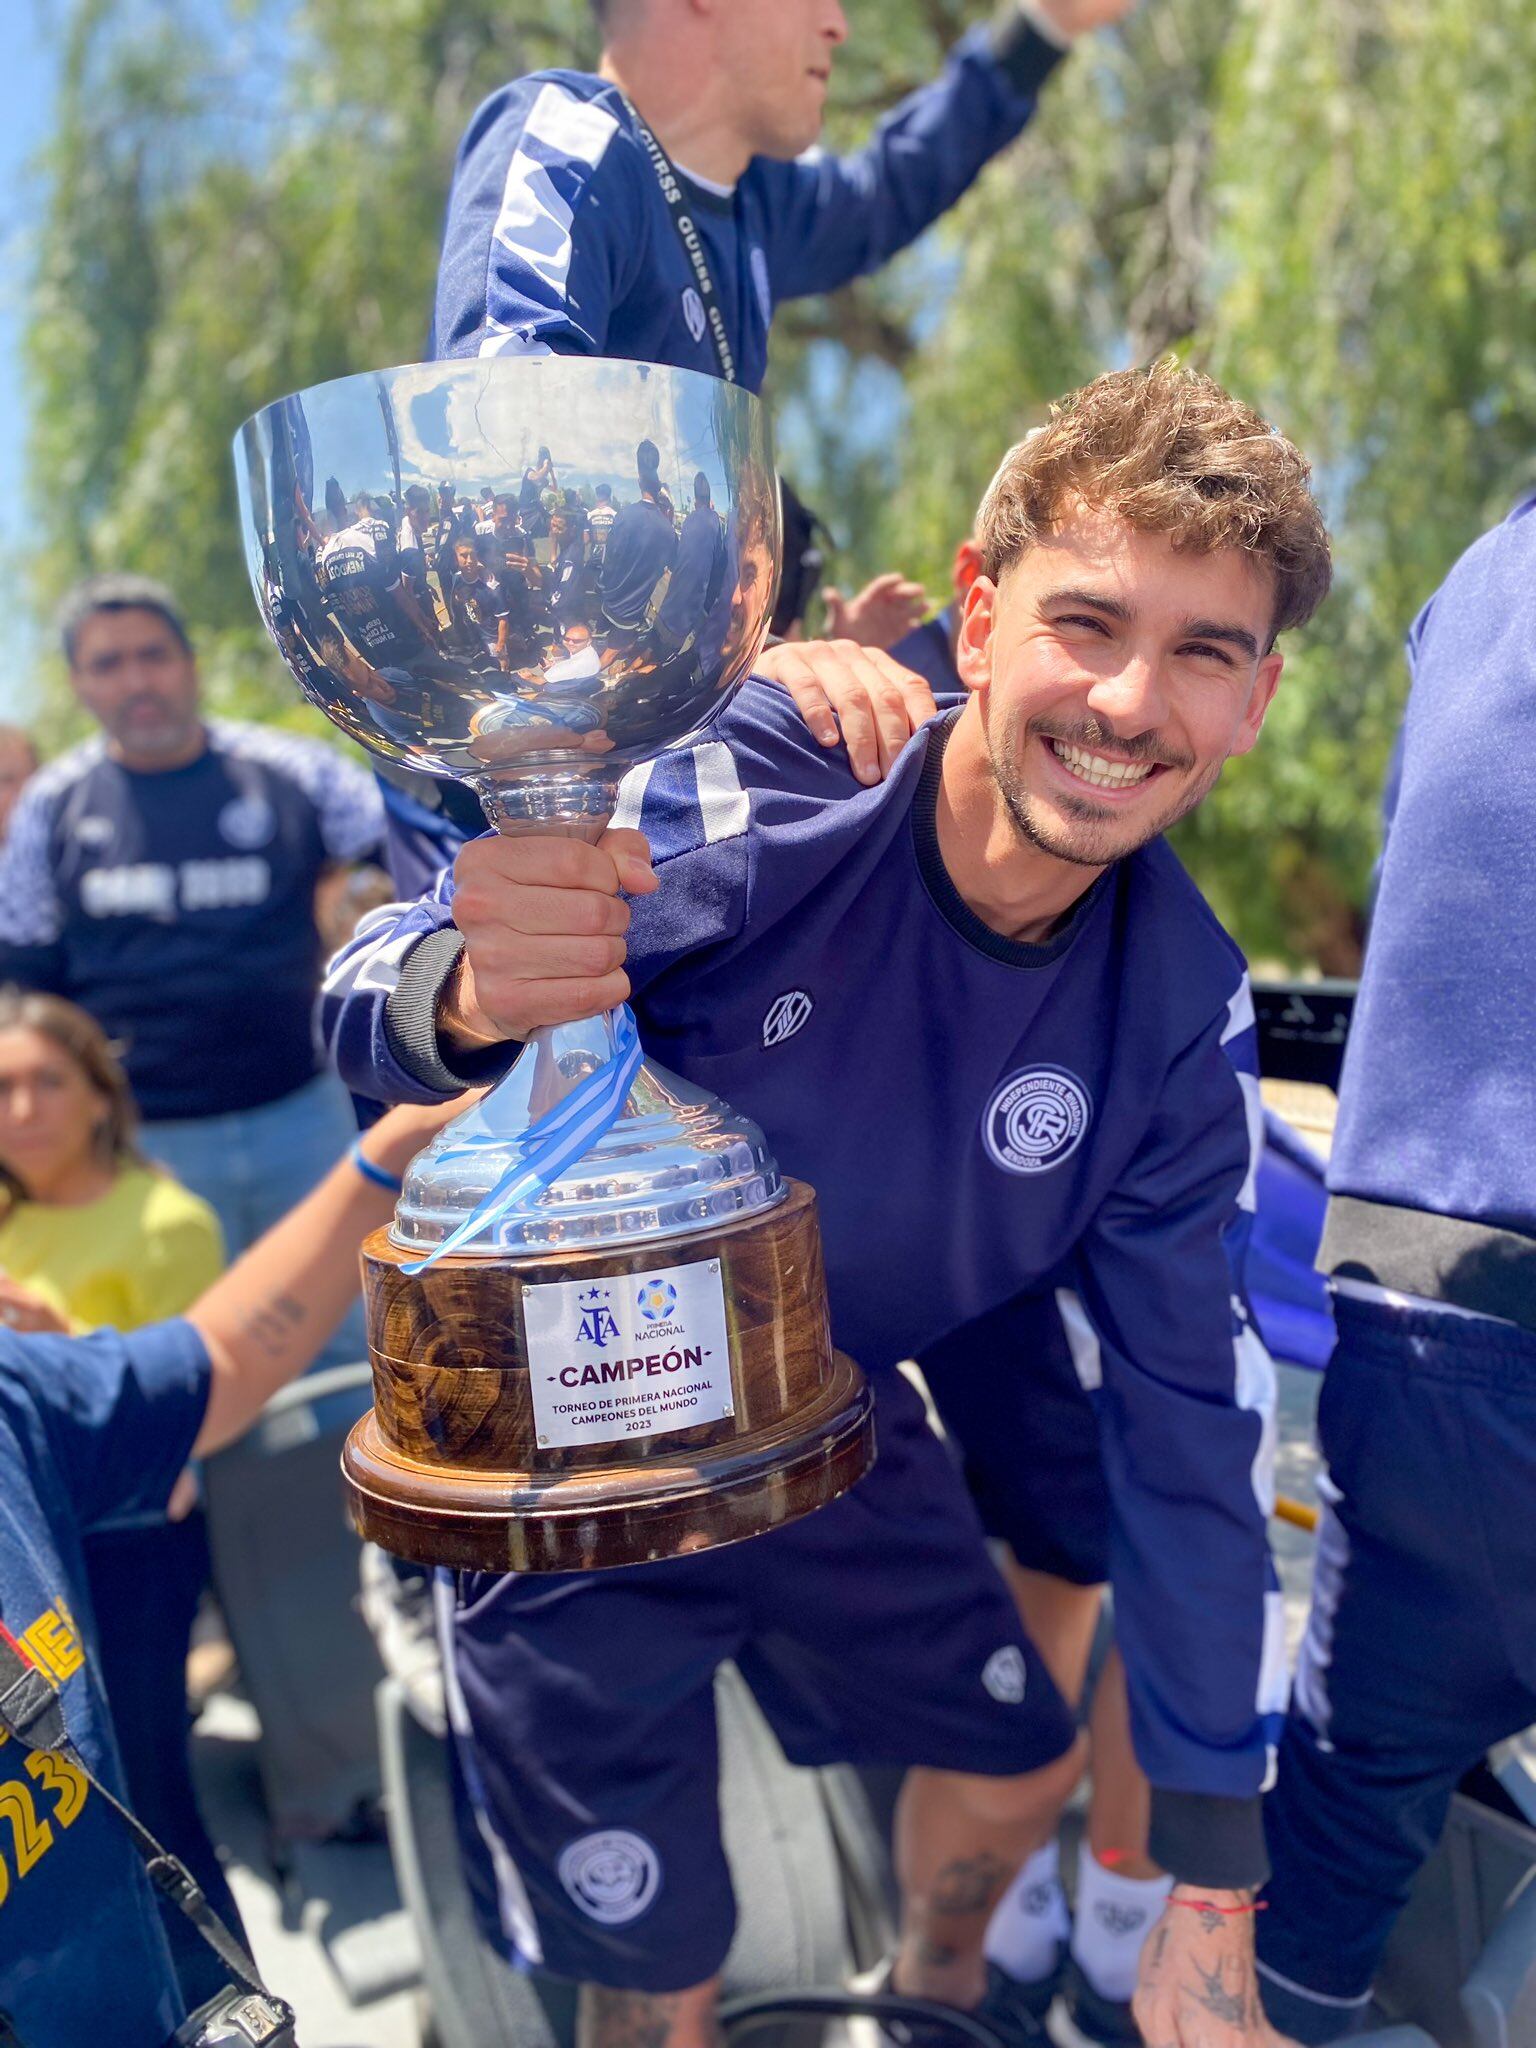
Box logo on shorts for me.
[982,1067,1092,1176]
[982,1646,1028,1705]
[763,990,813,1048]
[218,795,276,850]
[682,287,707,344]
[558,1829,662,1925]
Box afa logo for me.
[636,1279,678,1322]
[762,990,813,1048]
[558,1829,662,1926]
[576,1286,620,1347]
[982,1067,1092,1177]
[681,286,708,344]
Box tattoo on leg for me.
[929,1852,1013,1916]
[582,1987,701,2048]
[914,1937,961,1968]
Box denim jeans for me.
[142,1067,369,1372]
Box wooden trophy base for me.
[344,1181,875,1572]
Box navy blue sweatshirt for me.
[321,684,1286,1885]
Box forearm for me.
[187,1142,396,1454]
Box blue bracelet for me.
[349,1140,403,1195]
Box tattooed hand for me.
[1133,1890,1299,2048]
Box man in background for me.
[0,575,384,1269]
[1256,490,1536,2038]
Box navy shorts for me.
[920,1288,1110,1587]
[445,1369,1077,1990]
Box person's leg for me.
[443,1556,744,2036]
[739,1369,1082,2017]
[580,1981,721,2048]
[893,1743,1086,2008]
[1258,1296,1536,2042]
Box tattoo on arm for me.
[929,1851,1013,1916]
[240,1292,307,1359]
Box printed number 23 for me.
[0,1753,88,1906]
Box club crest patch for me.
[982,1646,1028,1704]
[558,1829,662,1925]
[218,795,276,850]
[762,990,813,1048]
[982,1067,1092,1176]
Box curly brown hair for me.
[0,991,145,1211]
[975,360,1332,646]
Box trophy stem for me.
[474,773,622,837]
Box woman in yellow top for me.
[0,990,224,1332]
[0,989,241,2004]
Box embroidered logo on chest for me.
[762,990,814,1048]
[982,1067,1092,1176]
[681,287,708,344]
[218,795,276,850]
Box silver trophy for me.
[235,359,873,1571]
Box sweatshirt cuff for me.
[1148,1790,1270,1891]
[383,926,519,1096]
[992,7,1071,93]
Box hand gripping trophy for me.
[235,359,874,1571]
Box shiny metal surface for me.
[235,357,779,827]
[393,1013,783,1255]
[235,358,786,1249]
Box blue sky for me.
[0,7,58,721]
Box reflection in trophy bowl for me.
[234,358,780,830]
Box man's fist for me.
[438,828,658,1054]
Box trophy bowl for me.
[234,357,874,1571]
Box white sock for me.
[984,1840,1069,1984]
[1070,1843,1174,2003]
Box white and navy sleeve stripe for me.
[0,743,102,946]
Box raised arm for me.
[760,3,1133,302]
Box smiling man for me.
[323,364,1332,2048]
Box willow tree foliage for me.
[24,0,1536,961]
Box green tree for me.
[24,0,1536,963]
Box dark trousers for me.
[1257,1292,1536,2041]
[85,1513,250,2012]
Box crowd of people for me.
[2,3,1533,2048]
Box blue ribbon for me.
[402,1005,644,1274]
